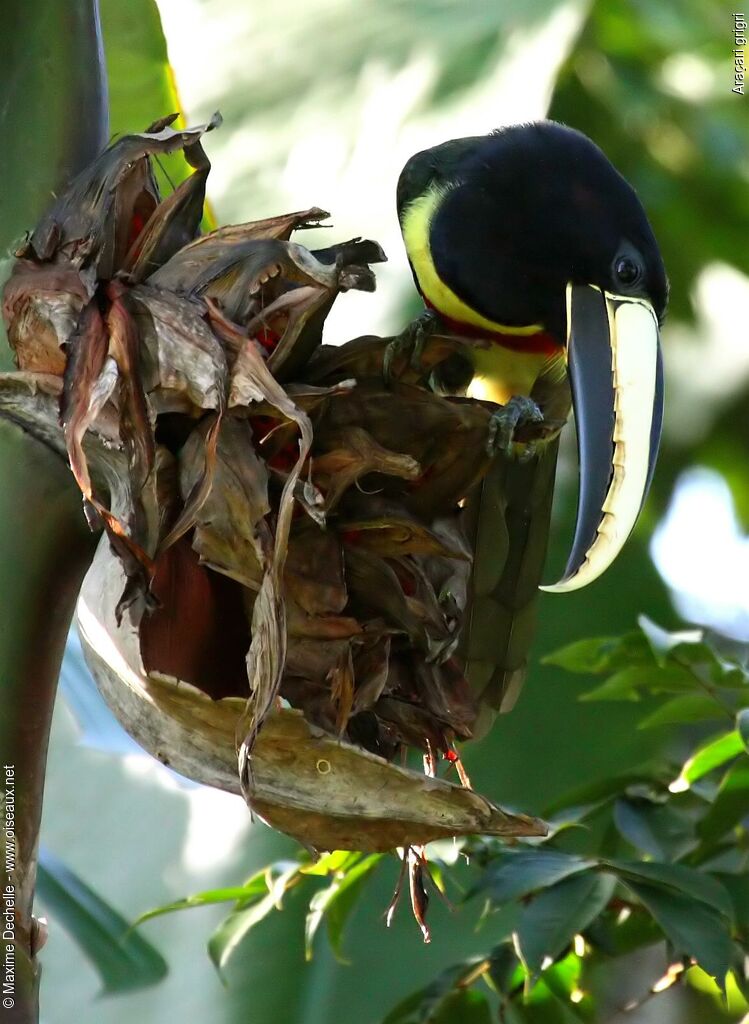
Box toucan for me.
[396,121,667,726]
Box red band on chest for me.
[424,299,562,356]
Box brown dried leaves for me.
[1,114,546,858]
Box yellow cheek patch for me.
[401,185,544,338]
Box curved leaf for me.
[207,864,301,975]
[619,878,735,989]
[36,847,168,993]
[514,872,615,978]
[474,850,596,905]
[638,694,728,729]
[305,854,382,961]
[674,730,743,788]
[697,760,749,846]
[607,860,734,920]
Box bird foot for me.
[486,396,544,460]
[383,309,441,382]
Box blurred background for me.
[29,0,749,1020]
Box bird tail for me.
[458,439,559,737]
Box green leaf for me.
[305,854,381,961]
[100,0,197,195]
[619,878,735,988]
[486,942,523,994]
[207,864,301,975]
[578,669,641,702]
[638,616,704,666]
[427,989,493,1024]
[584,907,662,958]
[737,708,749,752]
[36,847,168,993]
[613,799,695,861]
[0,1,108,252]
[715,873,749,933]
[580,665,696,702]
[674,731,743,788]
[542,637,621,673]
[475,850,596,905]
[382,958,489,1024]
[134,872,270,926]
[697,760,749,845]
[606,859,734,919]
[514,872,615,978]
[638,694,728,729]
[530,952,595,1023]
[301,850,360,876]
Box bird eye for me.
[614,256,642,287]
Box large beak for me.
[541,283,663,593]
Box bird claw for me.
[383,310,441,383]
[486,396,544,457]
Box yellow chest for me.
[468,345,552,403]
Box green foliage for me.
[139,851,386,975]
[37,848,168,993]
[549,0,749,323]
[134,618,749,1020]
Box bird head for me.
[398,121,667,591]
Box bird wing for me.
[458,438,560,737]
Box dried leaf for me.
[311,426,420,511]
[285,522,346,615]
[159,412,222,551]
[408,847,431,943]
[337,514,468,560]
[314,382,493,513]
[123,131,214,281]
[106,282,154,501]
[23,114,221,276]
[179,416,271,589]
[131,285,228,412]
[329,646,355,734]
[2,262,90,373]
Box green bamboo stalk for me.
[0,3,108,1019]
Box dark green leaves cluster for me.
[131,618,749,1021]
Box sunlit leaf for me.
[305,853,381,961]
[37,847,168,993]
[638,616,704,666]
[207,864,301,975]
[301,850,360,876]
[676,731,743,787]
[134,871,270,926]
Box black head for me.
[402,121,668,340]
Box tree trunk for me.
[0,2,108,1019]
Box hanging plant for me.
[1,115,545,869]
